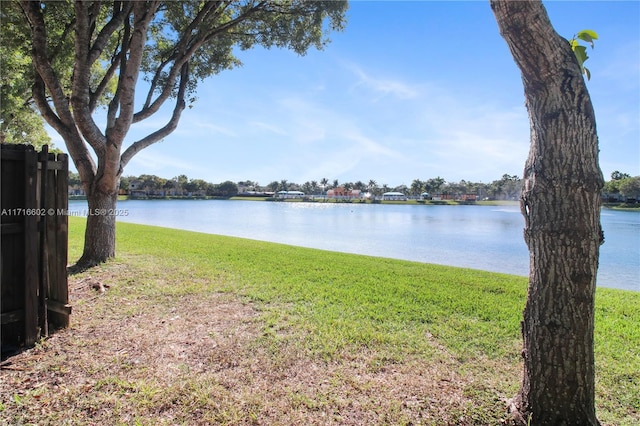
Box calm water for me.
[69,199,640,292]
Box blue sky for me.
[59,0,640,187]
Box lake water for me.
[69,199,640,292]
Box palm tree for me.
[368,179,378,195]
[425,177,445,196]
[411,179,424,196]
[320,178,329,194]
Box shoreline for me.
[69,195,638,211]
[63,212,638,293]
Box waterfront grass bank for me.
[2,218,637,425]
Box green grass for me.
[66,217,640,424]
[90,218,526,360]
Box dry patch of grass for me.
[1,263,515,425]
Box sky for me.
[56,1,640,188]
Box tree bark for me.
[490,1,603,425]
[73,188,118,272]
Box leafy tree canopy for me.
[619,176,640,199]
[6,0,347,267]
[0,4,51,148]
[611,170,631,181]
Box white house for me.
[277,190,305,199]
[382,191,406,201]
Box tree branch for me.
[134,1,265,123]
[106,14,129,131]
[20,1,98,191]
[71,1,107,155]
[110,1,159,143]
[121,62,189,169]
[20,1,74,127]
[88,1,132,65]
[89,50,120,112]
[32,73,97,182]
[86,2,134,112]
[47,19,75,64]
[139,1,222,112]
[30,74,66,140]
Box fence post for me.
[38,145,49,337]
[46,152,70,328]
[23,147,40,346]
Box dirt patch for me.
[1,269,510,425]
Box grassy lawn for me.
[1,217,637,425]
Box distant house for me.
[165,180,185,197]
[240,190,275,197]
[602,192,628,203]
[326,188,340,198]
[327,187,361,200]
[128,180,148,198]
[277,190,305,199]
[68,184,85,196]
[432,193,477,202]
[382,191,406,201]
[128,180,167,198]
[432,194,453,201]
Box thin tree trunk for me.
[490,1,603,425]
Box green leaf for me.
[568,29,598,80]
[577,30,599,48]
[577,30,599,39]
[573,45,588,67]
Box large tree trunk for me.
[72,181,119,272]
[490,1,603,425]
[77,192,117,268]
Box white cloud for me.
[420,103,530,180]
[178,118,239,138]
[347,132,406,160]
[598,40,640,90]
[249,121,289,135]
[127,148,210,179]
[239,69,533,184]
[346,63,420,100]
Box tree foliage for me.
[611,170,631,181]
[619,176,640,200]
[8,0,347,267]
[569,29,598,80]
[603,171,640,202]
[0,3,51,148]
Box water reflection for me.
[69,199,639,291]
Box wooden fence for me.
[1,144,71,352]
